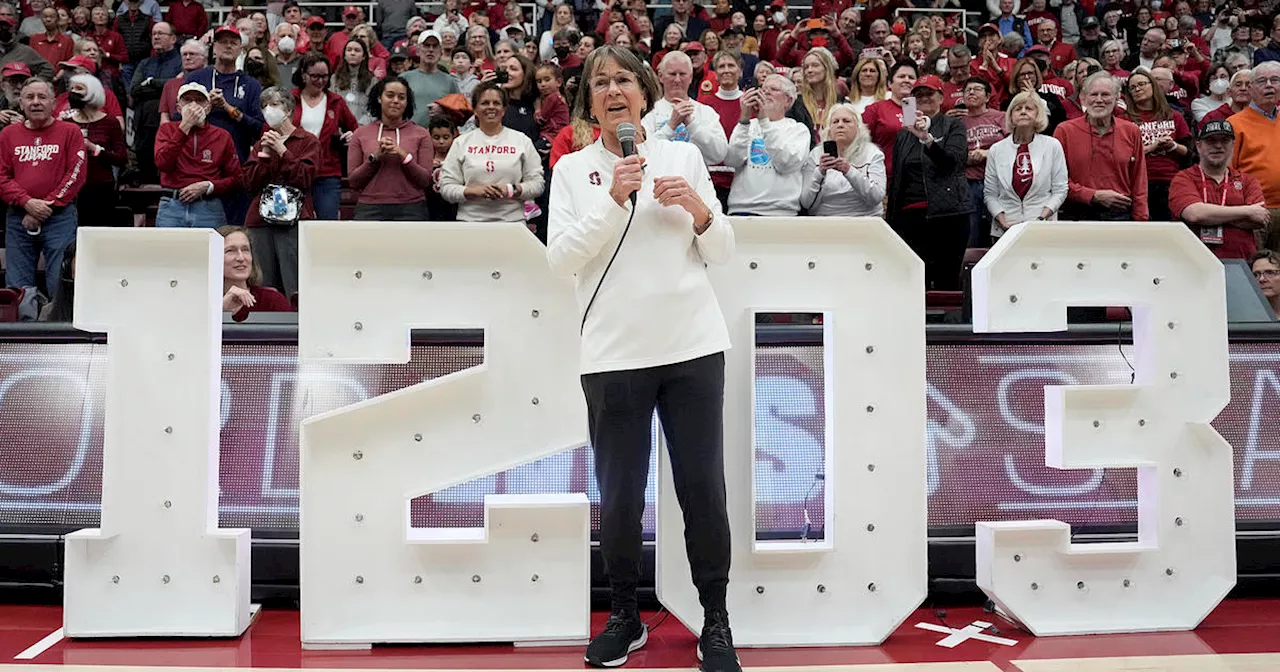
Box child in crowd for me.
[533,62,569,156]
[427,116,459,221]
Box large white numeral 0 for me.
[656,217,928,646]
[65,228,252,637]
[297,221,589,648]
[971,222,1236,636]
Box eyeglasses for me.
[590,73,639,92]
[1255,269,1280,279]
[1255,76,1280,85]
[306,72,328,79]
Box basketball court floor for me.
[0,600,1276,671]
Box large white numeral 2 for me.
[656,217,929,646]
[65,228,252,637]
[297,222,589,647]
[971,222,1236,636]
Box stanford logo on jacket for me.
[14,137,58,165]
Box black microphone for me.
[616,122,638,205]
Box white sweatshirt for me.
[725,116,811,216]
[799,143,887,217]
[546,138,735,375]
[641,98,729,166]
[438,126,545,222]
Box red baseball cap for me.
[912,74,944,93]
[683,41,705,52]
[343,5,359,17]
[1,62,31,79]
[1025,44,1051,56]
[58,55,97,74]
[212,24,241,41]
[0,15,16,27]
[978,23,1000,35]
[305,15,326,28]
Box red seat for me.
[1105,306,1129,321]
[0,288,22,322]
[926,290,964,310]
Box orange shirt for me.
[1228,106,1280,208]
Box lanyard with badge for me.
[1199,166,1226,245]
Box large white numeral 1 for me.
[65,228,252,637]
[297,221,589,648]
[656,217,929,646]
[971,222,1236,636]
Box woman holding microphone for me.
[546,45,740,672]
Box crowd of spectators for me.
[0,0,1277,320]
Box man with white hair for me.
[1123,27,1166,71]
[1052,71,1148,220]
[641,50,727,167]
[725,74,810,216]
[1229,59,1280,251]
[0,77,85,299]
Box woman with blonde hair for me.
[800,102,885,216]
[912,16,940,54]
[983,92,1068,241]
[848,57,886,114]
[797,47,839,131]
[1123,68,1190,222]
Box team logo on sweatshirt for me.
[588,171,601,186]
[13,137,58,165]
[201,149,213,163]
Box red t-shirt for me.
[862,97,904,170]
[1168,165,1265,260]
[940,79,966,111]
[1132,109,1190,183]
[963,109,1007,181]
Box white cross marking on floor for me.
[14,627,64,660]
[914,620,1019,648]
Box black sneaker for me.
[584,610,648,668]
[697,610,741,672]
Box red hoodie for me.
[154,120,243,194]
[0,119,87,209]
[345,118,434,204]
[290,88,359,179]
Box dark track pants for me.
[581,352,731,615]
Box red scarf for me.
[1012,143,1033,200]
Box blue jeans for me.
[311,176,342,221]
[5,204,77,299]
[155,196,227,228]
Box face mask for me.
[0,26,12,42]
[936,58,948,75]
[1210,77,1229,95]
[240,32,249,46]
[554,45,570,58]
[277,35,295,54]
[246,60,265,76]
[262,104,287,127]
[67,90,87,109]
[1150,0,1161,8]
[773,10,786,24]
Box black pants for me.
[894,213,969,290]
[582,352,731,615]
[1148,181,1172,222]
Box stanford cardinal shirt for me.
[0,119,86,209]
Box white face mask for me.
[773,10,786,24]
[239,31,249,46]
[277,35,295,54]
[1209,77,1229,95]
[936,58,948,75]
[263,105,287,127]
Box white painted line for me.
[14,627,63,660]
[915,620,1018,648]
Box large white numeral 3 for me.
[971,222,1236,636]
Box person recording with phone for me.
[546,44,740,672]
[725,74,809,216]
[884,74,970,290]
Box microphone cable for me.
[580,203,636,335]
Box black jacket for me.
[886,113,970,223]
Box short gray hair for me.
[1253,60,1280,80]
[1082,69,1120,96]
[658,49,692,73]
[1005,91,1049,132]
[764,73,797,105]
[180,38,205,55]
[259,86,294,113]
[68,73,104,108]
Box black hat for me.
[1199,119,1235,140]
[1082,16,1100,28]
[389,44,410,61]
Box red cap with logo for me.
[58,55,98,74]
[1,62,30,79]
[912,75,944,93]
[343,5,359,17]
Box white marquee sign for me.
[971,222,1236,636]
[64,228,252,637]
[63,219,1236,646]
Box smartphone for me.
[823,140,838,157]
[901,96,917,126]
[495,69,509,84]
